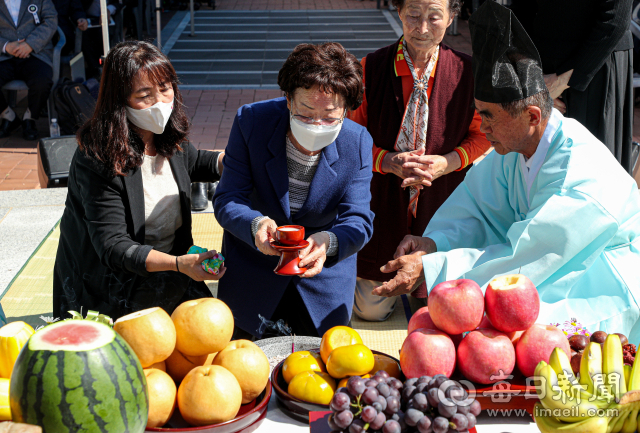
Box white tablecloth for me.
[257,392,541,433]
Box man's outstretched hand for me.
[372,236,436,297]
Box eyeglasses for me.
[290,100,346,126]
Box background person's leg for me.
[353,277,397,322]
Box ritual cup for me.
[275,225,305,246]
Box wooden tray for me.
[464,372,538,415]
[145,379,271,433]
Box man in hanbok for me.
[373,1,640,342]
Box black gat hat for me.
[469,0,546,103]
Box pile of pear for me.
[534,334,640,433]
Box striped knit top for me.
[286,135,321,215]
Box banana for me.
[550,347,599,400]
[608,407,629,433]
[603,334,627,399]
[538,363,610,422]
[627,352,640,391]
[620,408,638,433]
[623,364,632,390]
[581,342,607,397]
[534,403,609,433]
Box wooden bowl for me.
[145,379,272,433]
[271,349,402,424]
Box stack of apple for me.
[400,274,572,385]
[114,298,270,429]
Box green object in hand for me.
[188,245,225,275]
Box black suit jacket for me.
[510,0,633,91]
[53,142,221,319]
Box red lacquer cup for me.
[275,225,305,246]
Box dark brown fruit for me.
[614,333,628,346]
[568,334,589,351]
[570,352,582,375]
[570,349,577,357]
[590,331,608,344]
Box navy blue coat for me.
[213,97,375,338]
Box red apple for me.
[507,330,525,345]
[516,324,571,377]
[457,329,516,384]
[429,279,484,335]
[485,274,540,332]
[400,328,456,379]
[408,307,438,335]
[477,314,496,330]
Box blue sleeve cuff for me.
[424,231,451,253]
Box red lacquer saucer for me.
[270,240,309,275]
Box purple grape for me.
[327,413,340,431]
[375,370,391,380]
[347,377,366,396]
[432,416,449,433]
[336,386,349,395]
[376,395,388,411]
[417,375,433,384]
[333,409,354,429]
[416,382,430,393]
[466,413,476,429]
[389,378,404,390]
[445,386,467,402]
[331,392,351,412]
[438,399,457,418]
[373,375,386,384]
[382,420,402,433]
[456,403,470,415]
[402,385,417,402]
[413,392,429,411]
[389,387,401,398]
[377,382,391,398]
[370,411,387,430]
[405,377,418,387]
[405,408,424,426]
[417,415,433,433]
[469,399,482,416]
[348,418,365,433]
[439,380,457,394]
[362,387,380,405]
[427,388,441,407]
[429,375,448,390]
[451,413,468,430]
[385,396,400,416]
[362,405,377,423]
[372,401,383,412]
[365,379,379,388]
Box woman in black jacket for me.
[53,41,225,320]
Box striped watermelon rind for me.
[9,320,149,432]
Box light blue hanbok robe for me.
[422,109,640,343]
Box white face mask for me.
[126,99,174,135]
[289,113,344,152]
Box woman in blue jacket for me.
[213,43,375,338]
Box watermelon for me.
[9,320,149,432]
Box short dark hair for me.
[78,41,190,177]
[500,90,553,120]
[277,42,364,111]
[391,0,462,18]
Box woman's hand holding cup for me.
[176,250,227,282]
[298,232,330,278]
[255,218,281,256]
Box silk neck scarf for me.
[395,40,439,218]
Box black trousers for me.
[564,49,634,174]
[0,56,53,120]
[81,26,104,78]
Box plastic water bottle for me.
[49,118,60,138]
